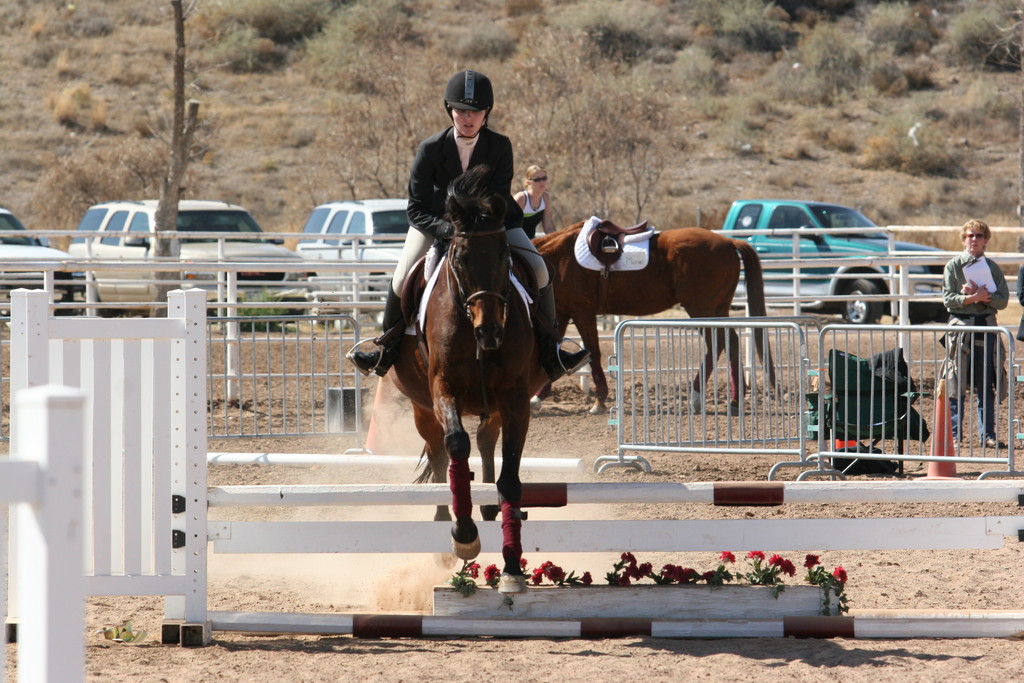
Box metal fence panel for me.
[601,318,810,473]
[1,314,364,441]
[206,314,363,439]
[789,324,1022,480]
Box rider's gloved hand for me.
[435,222,455,241]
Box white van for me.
[296,199,408,275]
[67,200,304,304]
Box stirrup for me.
[544,339,590,382]
[346,339,386,377]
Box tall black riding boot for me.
[535,284,590,382]
[347,289,405,377]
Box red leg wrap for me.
[449,457,473,519]
[500,500,523,571]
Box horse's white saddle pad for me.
[407,254,533,335]
[573,216,655,272]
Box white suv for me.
[0,207,81,305]
[67,200,304,304]
[296,199,408,275]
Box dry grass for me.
[0,0,1021,236]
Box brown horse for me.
[388,167,546,594]
[533,222,773,414]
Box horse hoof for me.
[530,396,542,414]
[497,573,527,594]
[727,403,740,417]
[588,404,607,416]
[452,537,481,561]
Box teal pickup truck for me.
[720,199,946,325]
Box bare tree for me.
[153,0,200,313]
[1019,8,1024,252]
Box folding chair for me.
[808,348,931,475]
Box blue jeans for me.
[949,331,997,441]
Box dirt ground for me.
[6,369,1024,683]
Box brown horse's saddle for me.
[586,219,651,268]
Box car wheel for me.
[842,278,884,325]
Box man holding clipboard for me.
[942,219,1009,450]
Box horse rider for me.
[348,69,590,381]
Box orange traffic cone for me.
[363,375,389,454]
[921,378,959,480]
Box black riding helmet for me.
[444,70,493,122]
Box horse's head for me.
[445,167,510,351]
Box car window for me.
[0,213,38,246]
[128,212,150,233]
[734,204,761,231]
[372,210,410,235]
[101,211,130,246]
[71,207,108,244]
[767,206,813,230]
[809,204,885,237]
[347,212,366,235]
[324,211,349,238]
[299,207,331,244]
[176,210,263,242]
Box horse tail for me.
[413,444,433,484]
[733,240,777,387]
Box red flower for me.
[832,566,848,584]
[747,551,765,561]
[520,557,529,571]
[467,562,480,579]
[701,570,716,582]
[780,559,796,577]
[804,554,820,569]
[483,564,500,583]
[719,551,736,564]
[635,562,653,579]
[546,565,566,583]
[530,567,545,585]
[581,572,593,586]
[617,574,631,586]
[768,554,784,567]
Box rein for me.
[444,227,512,419]
[445,229,511,329]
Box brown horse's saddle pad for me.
[586,219,650,267]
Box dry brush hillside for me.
[0,0,1021,252]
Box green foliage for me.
[238,290,290,331]
[774,21,868,105]
[692,0,791,53]
[946,0,1021,71]
[553,0,677,62]
[673,46,727,96]
[864,1,938,56]
[858,115,963,178]
[303,0,417,85]
[197,0,334,45]
[453,24,517,62]
[205,24,288,73]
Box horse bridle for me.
[445,227,511,325]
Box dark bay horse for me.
[533,222,774,414]
[388,167,547,594]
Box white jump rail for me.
[7,288,209,647]
[3,386,86,683]
[201,478,1024,639]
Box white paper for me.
[962,257,996,293]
